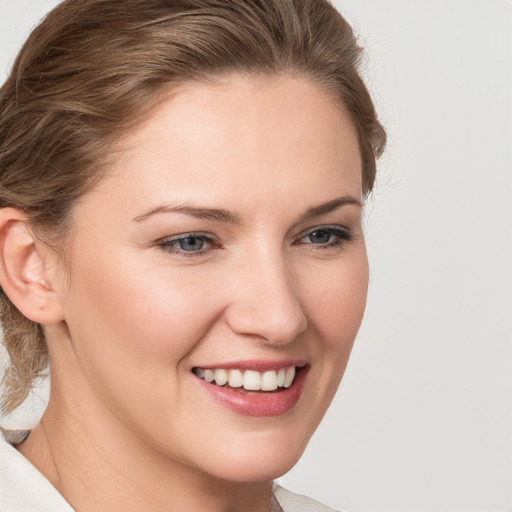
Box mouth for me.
[192,365,298,393]
[192,363,309,417]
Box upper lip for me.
[192,358,308,372]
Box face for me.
[50,74,368,482]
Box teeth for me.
[261,370,278,391]
[277,368,285,387]
[194,366,298,392]
[284,366,295,388]
[214,369,228,386]
[243,370,261,391]
[228,369,243,388]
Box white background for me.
[1,1,511,511]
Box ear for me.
[0,208,65,325]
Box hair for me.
[0,0,386,413]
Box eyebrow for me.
[299,196,362,221]
[133,195,361,224]
[133,203,241,223]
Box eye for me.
[157,232,218,256]
[175,236,206,252]
[305,229,334,244]
[295,225,352,248]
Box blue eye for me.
[175,236,205,252]
[305,229,335,244]
[158,232,216,256]
[297,226,351,248]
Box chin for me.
[204,453,303,483]
[192,429,311,483]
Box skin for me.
[14,74,368,512]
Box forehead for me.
[82,74,363,219]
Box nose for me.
[223,251,308,345]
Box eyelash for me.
[156,225,352,257]
[294,225,352,249]
[157,232,218,257]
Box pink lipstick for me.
[193,362,309,417]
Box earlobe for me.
[0,208,65,325]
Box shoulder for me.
[0,428,73,512]
[274,485,341,512]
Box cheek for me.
[63,255,224,376]
[297,250,368,420]
[304,250,369,351]
[59,255,232,432]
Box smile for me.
[192,361,309,417]
[193,366,297,392]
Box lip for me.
[194,363,310,417]
[194,358,308,372]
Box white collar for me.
[0,428,74,512]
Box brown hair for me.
[0,0,386,413]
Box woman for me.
[0,0,385,510]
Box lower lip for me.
[195,367,309,417]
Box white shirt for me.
[0,429,338,512]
